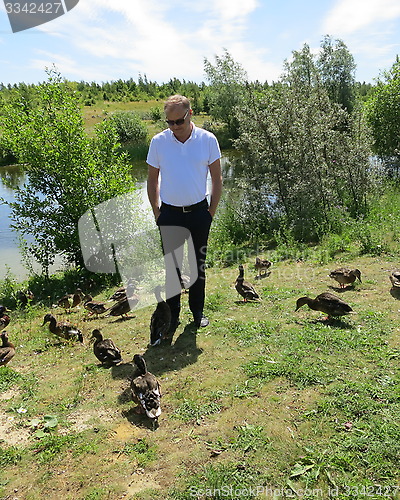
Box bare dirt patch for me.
[0,409,30,446]
[61,407,120,433]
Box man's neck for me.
[173,122,193,143]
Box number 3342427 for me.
[5,3,64,14]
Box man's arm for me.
[208,158,222,218]
[147,165,161,220]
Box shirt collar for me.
[168,123,196,143]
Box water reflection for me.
[0,164,28,192]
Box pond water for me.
[0,155,234,281]
[0,161,150,280]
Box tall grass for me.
[208,181,400,268]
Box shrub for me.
[108,111,147,144]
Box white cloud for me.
[322,0,400,35]
[319,0,400,81]
[27,0,268,83]
[209,0,258,24]
[30,51,112,82]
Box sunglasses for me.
[166,109,189,126]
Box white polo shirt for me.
[147,124,221,207]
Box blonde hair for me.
[164,94,191,112]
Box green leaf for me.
[290,462,315,477]
[29,418,42,428]
[43,415,58,428]
[34,429,47,438]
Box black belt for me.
[161,199,208,213]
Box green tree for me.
[365,57,400,171]
[204,49,247,140]
[282,37,356,113]
[234,80,371,242]
[282,43,318,89]
[317,35,356,113]
[0,69,136,275]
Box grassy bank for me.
[0,253,399,499]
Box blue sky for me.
[0,0,400,86]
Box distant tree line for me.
[0,74,211,113]
[0,63,374,112]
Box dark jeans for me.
[157,203,212,321]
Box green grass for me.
[0,255,400,498]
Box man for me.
[147,94,222,330]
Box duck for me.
[108,286,126,302]
[255,257,272,276]
[15,289,34,307]
[131,354,161,423]
[235,265,260,302]
[90,329,122,366]
[389,270,400,288]
[106,296,135,320]
[0,306,10,331]
[83,294,108,318]
[57,288,84,312]
[295,292,354,319]
[42,313,83,342]
[329,268,362,288]
[108,279,138,302]
[0,332,16,366]
[149,285,171,346]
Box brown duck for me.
[107,297,134,319]
[16,290,34,307]
[107,285,139,319]
[255,257,271,276]
[235,265,260,302]
[108,279,138,302]
[149,285,171,346]
[0,332,16,366]
[295,292,354,319]
[90,329,122,366]
[42,313,83,342]
[57,288,84,312]
[131,354,161,422]
[83,295,108,318]
[329,268,362,288]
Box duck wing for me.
[58,321,83,341]
[315,292,352,316]
[95,339,121,364]
[0,346,15,365]
[235,279,259,300]
[131,373,161,419]
[108,288,126,301]
[85,300,108,315]
[108,298,131,316]
[329,268,351,281]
